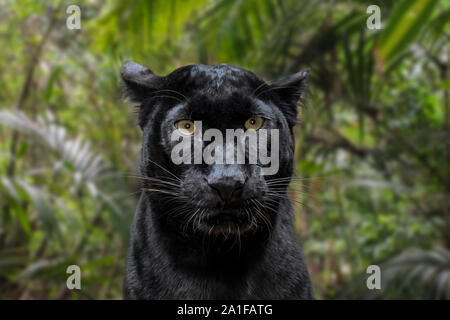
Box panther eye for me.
[175,120,196,135]
[244,117,263,130]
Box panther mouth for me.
[199,209,254,235]
[207,211,246,224]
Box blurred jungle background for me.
[0,0,449,299]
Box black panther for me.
[121,61,313,299]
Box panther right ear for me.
[121,61,162,103]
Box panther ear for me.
[121,61,162,103]
[270,69,309,126]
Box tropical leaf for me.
[376,0,438,70]
[0,110,109,191]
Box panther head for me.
[122,62,308,237]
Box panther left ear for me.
[121,61,162,103]
[270,69,309,126]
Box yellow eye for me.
[176,120,196,135]
[244,117,263,130]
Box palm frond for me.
[0,110,109,190]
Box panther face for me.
[122,62,308,237]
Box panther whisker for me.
[250,198,273,233]
[265,192,306,206]
[267,186,309,192]
[182,207,201,235]
[255,85,305,99]
[129,175,182,189]
[266,177,331,184]
[265,195,317,213]
[254,198,277,215]
[166,200,194,218]
[147,94,184,103]
[146,158,183,182]
[142,188,186,198]
[180,199,206,233]
[142,181,181,189]
[150,89,189,102]
[193,207,208,233]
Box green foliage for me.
[344,247,450,299]
[377,0,438,68]
[0,0,448,299]
[0,111,134,298]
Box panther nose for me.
[207,176,246,205]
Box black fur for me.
[122,62,313,299]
